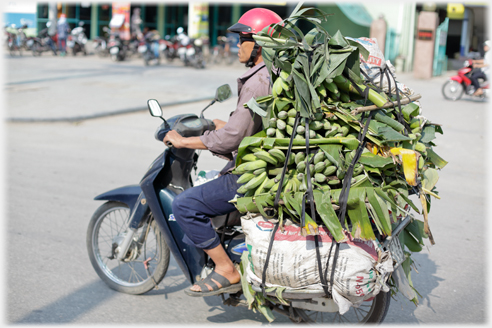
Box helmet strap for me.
[245,43,260,68]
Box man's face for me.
[237,33,256,64]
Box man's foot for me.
[473,88,484,96]
[185,268,241,297]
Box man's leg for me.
[471,70,485,95]
[172,173,243,292]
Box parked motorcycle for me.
[86,84,413,323]
[138,30,161,66]
[107,32,128,62]
[67,22,88,56]
[5,24,22,56]
[93,27,110,57]
[442,59,489,100]
[31,25,58,56]
[161,35,180,62]
[177,38,206,69]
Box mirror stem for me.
[199,100,216,119]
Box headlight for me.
[194,39,203,47]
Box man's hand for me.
[213,119,227,130]
[163,130,208,150]
[163,130,185,148]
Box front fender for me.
[94,185,142,212]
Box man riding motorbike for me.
[163,8,282,296]
[470,40,490,96]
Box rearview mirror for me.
[147,99,163,117]
[215,84,232,103]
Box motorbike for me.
[5,24,23,56]
[138,32,161,66]
[107,32,127,62]
[31,28,58,56]
[161,35,180,62]
[442,59,489,100]
[177,38,206,69]
[87,84,412,323]
[93,27,110,57]
[67,22,88,56]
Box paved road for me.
[3,52,488,325]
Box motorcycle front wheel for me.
[442,80,464,101]
[291,291,391,324]
[87,201,170,295]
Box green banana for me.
[254,151,278,165]
[314,173,327,183]
[269,118,277,128]
[285,125,293,136]
[235,160,267,174]
[237,172,256,184]
[323,165,337,176]
[295,151,306,165]
[277,111,288,120]
[253,168,266,175]
[313,151,325,164]
[276,119,287,130]
[266,128,276,137]
[296,160,306,173]
[254,175,270,196]
[243,171,267,191]
[268,148,286,163]
[242,153,258,162]
[287,108,297,117]
[316,84,327,98]
[314,161,327,173]
[275,129,286,138]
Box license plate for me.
[109,47,119,54]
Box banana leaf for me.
[420,125,437,143]
[366,187,392,236]
[422,167,439,191]
[313,189,345,241]
[358,152,394,168]
[402,103,420,122]
[426,148,448,169]
[346,187,376,240]
[236,137,264,166]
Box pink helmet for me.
[228,8,282,35]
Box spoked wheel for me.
[291,291,391,324]
[87,201,170,294]
[442,80,464,101]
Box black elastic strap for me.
[260,221,280,297]
[274,112,300,210]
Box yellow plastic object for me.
[390,148,419,186]
[447,4,465,20]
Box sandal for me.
[184,270,242,297]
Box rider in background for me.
[56,14,70,56]
[470,40,490,96]
[163,8,283,296]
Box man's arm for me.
[163,130,207,149]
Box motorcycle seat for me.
[211,210,241,229]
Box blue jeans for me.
[172,173,241,250]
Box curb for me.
[5,96,213,123]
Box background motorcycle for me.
[442,59,489,100]
[5,24,21,56]
[161,35,180,62]
[67,22,88,56]
[108,32,127,62]
[31,27,57,56]
[178,38,206,69]
[93,27,110,57]
[86,84,410,324]
[138,32,161,66]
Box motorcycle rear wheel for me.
[87,201,170,295]
[291,291,391,324]
[442,80,464,101]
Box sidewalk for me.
[3,53,457,122]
